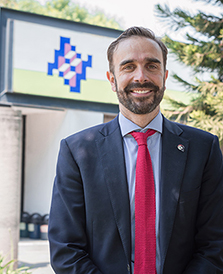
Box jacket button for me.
[127,264,130,272]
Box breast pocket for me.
[179,186,201,204]
[177,186,201,229]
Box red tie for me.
[131,129,156,274]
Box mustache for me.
[124,82,159,92]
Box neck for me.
[120,105,160,128]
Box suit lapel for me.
[95,116,190,267]
[95,116,131,263]
[160,118,189,263]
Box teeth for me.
[133,90,150,94]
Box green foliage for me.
[0,0,122,29]
[0,255,31,274]
[156,0,223,147]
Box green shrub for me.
[0,255,31,274]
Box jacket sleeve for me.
[48,139,103,274]
[183,135,223,273]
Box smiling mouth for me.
[124,82,159,94]
[131,89,153,94]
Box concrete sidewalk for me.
[18,238,54,274]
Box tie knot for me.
[130,129,156,146]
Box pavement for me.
[18,238,54,274]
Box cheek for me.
[117,74,132,89]
[152,74,165,86]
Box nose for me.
[133,67,149,83]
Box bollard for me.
[28,213,41,239]
[20,212,30,238]
[40,214,49,240]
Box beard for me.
[115,78,165,115]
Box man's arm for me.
[183,135,223,273]
[48,139,103,274]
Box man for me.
[48,27,223,274]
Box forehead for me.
[113,36,163,66]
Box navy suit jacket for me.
[48,115,223,274]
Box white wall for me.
[23,109,104,215]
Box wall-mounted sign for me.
[47,36,92,93]
[13,19,119,105]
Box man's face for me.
[107,36,168,115]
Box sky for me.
[76,0,221,39]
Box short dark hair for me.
[107,26,168,73]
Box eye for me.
[147,63,158,70]
[123,64,135,71]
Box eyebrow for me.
[145,57,161,65]
[119,59,135,68]
[119,57,161,68]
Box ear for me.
[165,70,169,81]
[163,69,169,91]
[106,71,116,92]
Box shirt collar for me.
[119,111,163,137]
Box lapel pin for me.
[177,144,185,152]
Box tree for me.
[155,0,223,147]
[0,0,122,29]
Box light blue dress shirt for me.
[118,111,163,274]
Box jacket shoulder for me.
[64,115,119,146]
[163,117,216,140]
